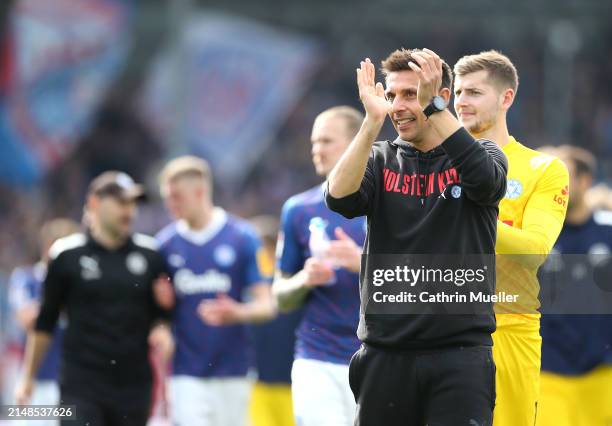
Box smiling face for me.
[385,70,427,143]
[454,69,512,137]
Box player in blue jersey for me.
[156,156,275,426]
[8,218,80,426]
[537,145,612,426]
[273,106,366,426]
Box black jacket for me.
[326,127,508,349]
[36,233,170,385]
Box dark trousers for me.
[59,378,152,426]
[349,344,496,426]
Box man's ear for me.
[501,88,515,110]
[439,87,452,103]
[582,174,594,193]
[86,195,99,211]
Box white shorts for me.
[291,358,355,426]
[169,375,252,426]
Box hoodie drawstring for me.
[416,150,432,206]
[423,152,431,205]
[416,151,423,206]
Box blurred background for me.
[0,0,611,405]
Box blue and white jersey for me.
[156,208,265,378]
[277,185,366,365]
[540,210,612,375]
[8,263,63,381]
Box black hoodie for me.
[325,127,508,349]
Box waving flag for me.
[141,12,320,186]
[0,0,132,186]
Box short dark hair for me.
[381,48,453,90]
[557,145,596,177]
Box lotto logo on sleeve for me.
[561,185,569,196]
[553,185,569,207]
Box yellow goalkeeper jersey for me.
[495,136,569,328]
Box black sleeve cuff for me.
[324,182,364,219]
[34,314,56,334]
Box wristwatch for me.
[423,96,447,118]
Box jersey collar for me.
[86,231,133,252]
[176,207,227,246]
[503,136,520,153]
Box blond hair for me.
[454,50,519,92]
[316,106,364,138]
[159,156,212,187]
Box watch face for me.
[433,96,447,110]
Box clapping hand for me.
[406,48,444,109]
[357,58,392,124]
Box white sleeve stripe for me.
[133,233,159,250]
[48,233,86,260]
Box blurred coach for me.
[16,171,174,426]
